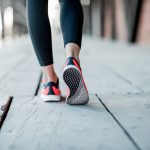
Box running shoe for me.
[40,78,61,102]
[63,57,89,105]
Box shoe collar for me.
[44,77,59,88]
[66,57,82,70]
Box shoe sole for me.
[40,94,61,102]
[63,65,89,105]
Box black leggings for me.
[27,0,84,66]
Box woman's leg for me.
[59,0,84,63]
[27,0,57,83]
[59,0,89,105]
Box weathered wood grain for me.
[0,95,136,150]
[100,93,150,150]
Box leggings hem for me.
[64,40,81,48]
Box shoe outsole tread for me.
[63,67,89,105]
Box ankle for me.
[65,43,80,64]
[42,65,58,83]
[47,72,57,83]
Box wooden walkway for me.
[0,35,150,150]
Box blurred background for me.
[0,0,150,45]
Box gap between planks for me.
[34,71,43,96]
[0,97,13,129]
[96,94,142,150]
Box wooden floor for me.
[0,35,150,150]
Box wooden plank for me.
[100,93,150,150]
[80,44,142,95]
[98,46,150,93]
[0,36,41,124]
[0,36,41,97]
[0,36,40,126]
[0,37,31,110]
[80,59,141,95]
[0,95,136,150]
[81,36,150,93]
[0,36,32,80]
[0,46,27,81]
[0,56,41,97]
